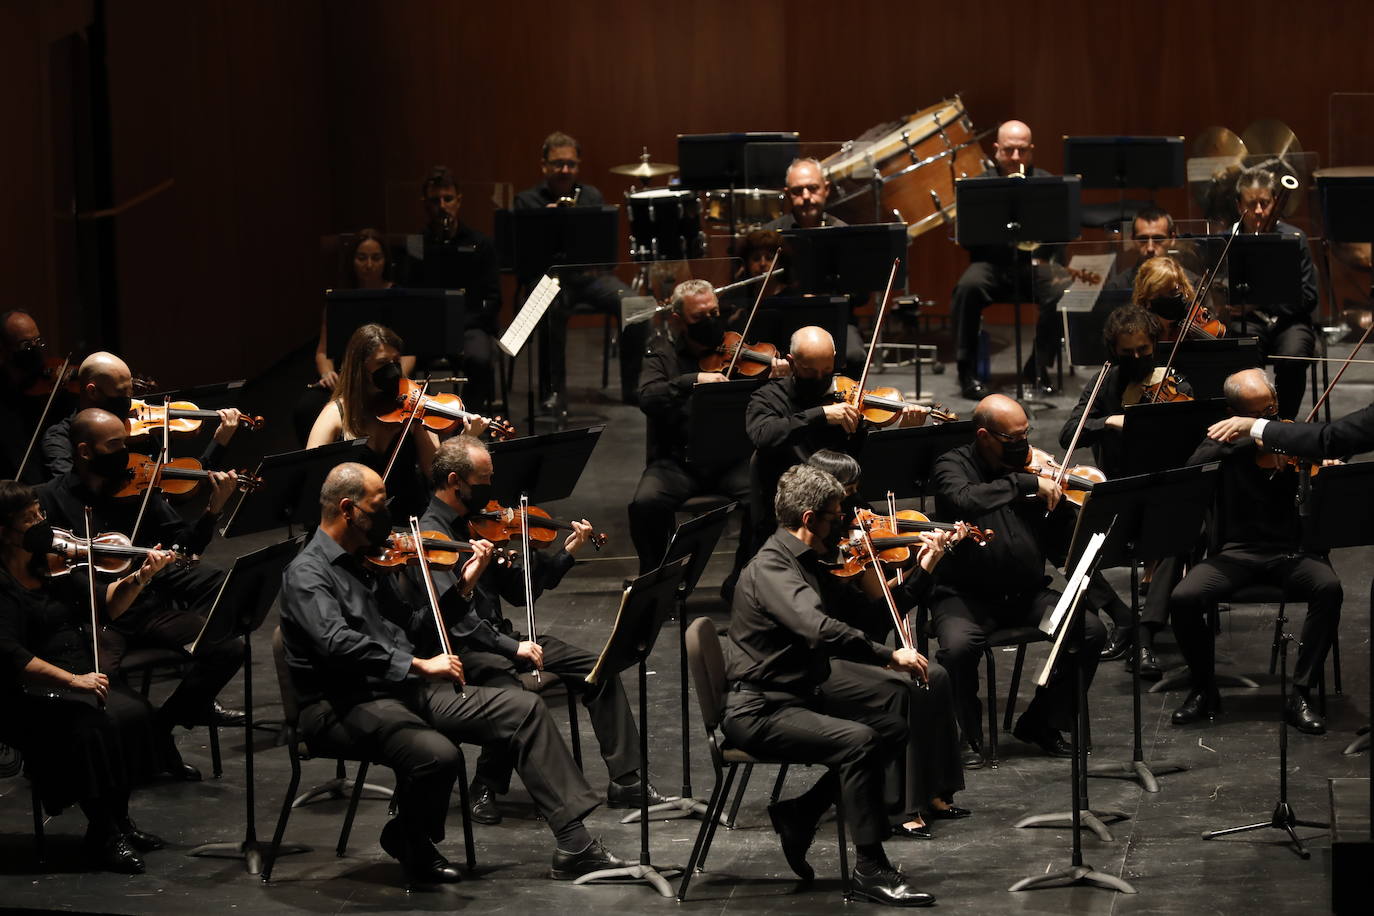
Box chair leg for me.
[31,781,45,865]
[835,788,850,900]
[770,764,788,805]
[985,647,999,767]
[262,748,304,883]
[696,761,739,874]
[679,764,731,902]
[209,724,222,779]
[565,690,583,772]
[725,763,752,829]
[601,315,611,389]
[1003,644,1027,733]
[1331,629,1343,695]
[1269,610,1284,675]
[337,761,369,857]
[455,751,476,871]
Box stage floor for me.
[1,323,1370,915]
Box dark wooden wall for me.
[1,0,1368,386]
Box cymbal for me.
[1241,119,1302,159]
[610,159,678,178]
[1189,127,1247,214]
[1192,126,1246,160]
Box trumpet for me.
[554,186,583,208]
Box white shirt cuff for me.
[1251,418,1270,443]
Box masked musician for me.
[721,463,937,906]
[1166,369,1341,733]
[411,436,664,827]
[0,310,76,484]
[279,462,625,886]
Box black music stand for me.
[621,504,735,826]
[1064,136,1185,226]
[1120,399,1229,475]
[1170,338,1263,401]
[325,288,468,365]
[686,378,765,476]
[1010,518,1136,895]
[751,297,852,372]
[1227,235,1303,335]
[677,132,799,241]
[956,175,1082,403]
[219,439,370,538]
[780,224,909,297]
[186,535,306,875]
[487,426,603,505]
[857,421,975,502]
[577,557,692,896]
[1074,466,1218,793]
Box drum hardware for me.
[610,147,679,182]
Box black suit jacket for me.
[1261,404,1374,459]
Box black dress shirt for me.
[761,212,848,231]
[514,180,606,210]
[638,332,701,464]
[962,166,1056,267]
[37,472,217,557]
[1256,220,1320,322]
[747,376,866,509]
[1058,366,1194,476]
[41,414,228,480]
[1185,436,1301,550]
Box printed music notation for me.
[499,274,562,358]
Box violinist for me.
[1167,369,1341,734]
[629,280,772,578]
[718,228,787,325]
[928,395,1106,764]
[37,409,245,755]
[415,437,663,825]
[721,464,937,906]
[0,309,75,483]
[804,450,969,840]
[0,480,177,873]
[278,462,624,886]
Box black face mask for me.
[1000,438,1031,471]
[11,345,45,378]
[793,374,833,406]
[461,481,493,512]
[1148,293,1188,321]
[21,520,54,555]
[371,362,403,397]
[1116,351,1156,383]
[810,514,846,558]
[101,394,133,420]
[89,447,131,481]
[685,315,724,349]
[354,503,393,549]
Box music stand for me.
[186,535,307,875]
[1064,136,1185,225]
[577,557,692,896]
[780,224,909,297]
[487,426,603,505]
[325,288,468,365]
[1120,399,1229,475]
[857,421,975,501]
[1227,235,1303,335]
[677,131,798,241]
[1170,338,1263,401]
[956,175,1082,403]
[686,379,765,476]
[219,439,370,538]
[751,296,852,372]
[621,504,736,825]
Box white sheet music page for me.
[499,274,561,357]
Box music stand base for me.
[1009,863,1137,894]
[1150,667,1259,693]
[1343,724,1370,756]
[1203,801,1327,860]
[292,778,393,809]
[1015,808,1130,843]
[187,839,309,876]
[573,862,681,897]
[1087,758,1187,793]
[620,796,723,824]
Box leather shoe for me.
[606,777,670,809]
[380,819,461,884]
[117,817,166,852]
[210,701,246,727]
[892,822,933,839]
[959,376,989,400]
[960,739,986,770]
[1127,645,1163,681]
[550,837,625,880]
[1012,717,1073,757]
[1285,691,1325,735]
[851,864,936,907]
[1171,687,1220,725]
[469,784,502,825]
[84,832,146,874]
[767,800,816,882]
[1100,625,1132,661]
[928,804,971,820]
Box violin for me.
[112,453,262,500]
[1155,308,1227,342]
[467,500,608,551]
[1122,367,1193,406]
[853,508,992,548]
[21,356,79,398]
[364,529,516,571]
[46,526,195,577]
[832,377,956,427]
[126,398,264,437]
[377,378,516,440]
[1025,446,1105,508]
[698,332,779,378]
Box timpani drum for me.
[626,187,706,261]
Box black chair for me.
[678,617,850,903]
[261,628,476,883]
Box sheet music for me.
[585,584,633,685]
[1058,254,1115,313]
[1036,531,1106,687]
[499,274,561,358]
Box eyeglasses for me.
[545,159,579,171]
[17,338,44,352]
[989,427,1032,443]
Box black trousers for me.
[459,635,639,791]
[300,682,599,849]
[929,587,1106,738]
[540,273,647,402]
[720,676,907,846]
[829,659,964,818]
[950,260,1064,376]
[628,457,752,576]
[100,564,243,729]
[1169,546,1341,691]
[1225,318,1315,420]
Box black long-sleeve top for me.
[1260,404,1374,459]
[0,568,102,699]
[638,331,701,464]
[37,472,217,557]
[1249,220,1320,323]
[724,528,930,691]
[41,414,229,480]
[1058,366,1194,476]
[930,442,1075,600]
[747,376,866,512]
[1184,436,1301,551]
[514,180,605,210]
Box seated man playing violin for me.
[406,435,665,827]
[36,408,246,771]
[928,394,1107,764]
[0,309,77,484]
[1166,368,1341,734]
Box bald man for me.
[949,120,1067,400]
[764,158,848,232]
[746,326,927,543]
[0,309,74,483]
[928,394,1105,763]
[1166,369,1342,734]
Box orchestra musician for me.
[278,462,625,886]
[717,228,787,325]
[1225,166,1320,419]
[928,395,1107,765]
[411,436,665,826]
[514,131,647,412]
[949,120,1066,399]
[1208,400,1374,456]
[1166,368,1341,733]
[0,480,176,873]
[721,463,937,907]
[37,409,246,768]
[0,309,75,483]
[1102,206,1184,296]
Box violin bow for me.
[16,353,72,481]
[725,249,781,378]
[885,490,903,586]
[1056,361,1111,490]
[852,258,901,410]
[382,376,429,484]
[1155,222,1242,401]
[83,506,104,709]
[128,394,170,546]
[857,527,925,688]
[1304,320,1374,423]
[409,515,465,698]
[519,493,540,684]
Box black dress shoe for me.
[851,864,936,907]
[210,701,246,727]
[959,376,989,400]
[550,837,625,880]
[1127,645,1163,681]
[380,819,462,884]
[606,778,670,809]
[1171,687,1220,725]
[117,817,166,852]
[892,822,933,839]
[469,784,502,825]
[767,800,816,882]
[1012,717,1073,757]
[927,804,972,820]
[1100,625,1133,661]
[84,832,146,874]
[959,740,986,770]
[1285,692,1326,735]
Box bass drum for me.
[821,96,990,238]
[704,188,786,229]
[626,187,705,261]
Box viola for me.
[377,378,516,440]
[364,529,516,572]
[126,398,264,437]
[1025,446,1105,507]
[832,376,953,427]
[46,527,195,577]
[111,453,262,500]
[467,500,607,551]
[853,508,992,547]
[698,332,779,378]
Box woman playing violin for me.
[1131,255,1224,342]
